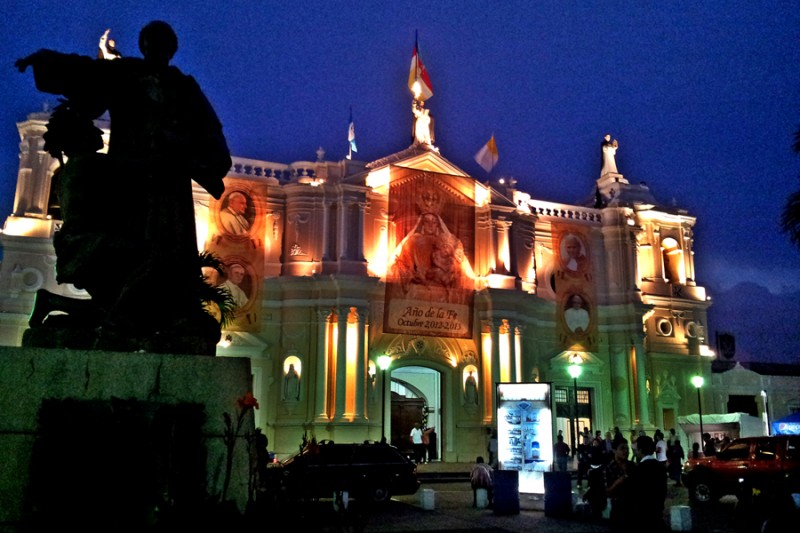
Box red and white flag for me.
[408,31,433,101]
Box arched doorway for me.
[390,365,441,462]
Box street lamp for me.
[377,355,392,444]
[568,357,583,457]
[691,375,705,448]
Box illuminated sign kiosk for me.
[496,382,553,494]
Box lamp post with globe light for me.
[568,356,583,457]
[692,375,705,447]
[377,355,393,443]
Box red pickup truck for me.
[681,435,800,504]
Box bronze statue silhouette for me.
[17,21,232,354]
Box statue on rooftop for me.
[601,134,619,176]
[16,21,232,355]
[412,100,434,145]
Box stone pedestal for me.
[0,347,253,531]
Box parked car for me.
[265,441,420,505]
[682,435,800,504]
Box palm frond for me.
[197,251,237,328]
[780,190,800,248]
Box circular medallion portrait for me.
[560,233,589,273]
[218,190,255,236]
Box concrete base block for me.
[420,488,436,510]
[670,504,692,531]
[475,488,489,508]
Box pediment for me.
[365,146,471,193]
[721,361,763,386]
[548,350,604,377]
[394,152,469,177]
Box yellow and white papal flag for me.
[474,135,498,173]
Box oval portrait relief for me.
[219,191,254,236]
[564,293,590,334]
[560,233,588,273]
[219,260,252,312]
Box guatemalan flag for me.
[348,106,357,157]
[408,31,433,101]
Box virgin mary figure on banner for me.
[384,178,476,339]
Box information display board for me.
[496,382,553,494]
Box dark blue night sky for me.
[2,1,799,361]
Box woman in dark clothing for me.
[668,439,685,486]
[603,439,635,532]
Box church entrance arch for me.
[390,365,441,462]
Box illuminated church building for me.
[0,105,715,462]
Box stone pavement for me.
[277,462,751,533]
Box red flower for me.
[237,391,259,410]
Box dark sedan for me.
[265,441,420,505]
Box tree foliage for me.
[780,127,800,248]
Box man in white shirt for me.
[655,431,668,465]
[410,423,426,464]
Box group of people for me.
[581,434,669,531]
[409,423,437,464]
[576,426,685,487]
[572,426,693,530]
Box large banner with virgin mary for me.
[383,168,476,339]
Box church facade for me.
[0,109,718,462]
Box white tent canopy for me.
[678,412,765,442]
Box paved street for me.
[260,463,775,533]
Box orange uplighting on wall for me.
[345,308,358,416]
[367,225,389,278]
[499,319,510,383]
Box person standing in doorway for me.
[487,429,498,468]
[425,427,438,462]
[410,423,426,464]
[555,435,571,472]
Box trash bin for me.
[544,471,571,518]
[492,470,520,515]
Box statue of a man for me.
[16,21,231,354]
[412,100,434,145]
[601,134,619,175]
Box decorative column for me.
[490,320,501,416]
[320,200,330,261]
[510,323,520,383]
[314,308,331,422]
[353,308,368,420]
[633,339,651,427]
[354,200,366,261]
[492,218,511,274]
[480,321,494,424]
[610,343,630,427]
[337,195,347,261]
[334,306,349,420]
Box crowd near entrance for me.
[555,385,593,457]
[389,366,441,462]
